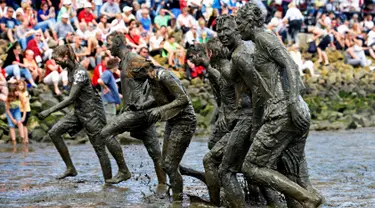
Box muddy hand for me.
[148,108,161,124]
[290,102,309,131]
[38,110,51,120]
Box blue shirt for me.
[140,17,152,31]
[101,70,121,104]
[0,17,18,33]
[37,9,49,22]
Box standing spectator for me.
[94,0,103,17]
[91,54,110,89]
[97,58,121,120]
[78,2,97,25]
[0,7,17,42]
[6,84,25,145]
[43,59,68,95]
[17,80,30,144]
[310,26,332,66]
[283,2,304,46]
[100,0,121,20]
[54,13,75,39]
[154,8,174,29]
[3,43,37,87]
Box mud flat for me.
[0,129,374,207]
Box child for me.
[17,80,31,144]
[5,84,25,145]
[0,70,8,102]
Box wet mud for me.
[0,129,374,207]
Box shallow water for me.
[0,128,374,207]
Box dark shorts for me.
[22,111,30,126]
[318,35,331,51]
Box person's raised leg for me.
[47,112,81,179]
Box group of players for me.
[38,3,324,208]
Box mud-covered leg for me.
[131,125,167,185]
[88,134,112,181]
[203,132,229,206]
[242,123,323,208]
[179,165,206,184]
[219,118,252,208]
[48,112,81,179]
[104,136,131,184]
[162,119,196,201]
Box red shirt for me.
[125,34,140,45]
[44,60,62,78]
[92,63,106,87]
[78,10,94,24]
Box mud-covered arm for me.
[206,65,221,106]
[158,72,189,112]
[46,82,81,114]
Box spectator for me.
[15,18,35,50]
[23,49,43,83]
[57,0,78,28]
[76,22,90,40]
[37,2,56,25]
[177,7,196,33]
[310,26,333,66]
[154,8,174,29]
[78,2,97,25]
[162,35,185,67]
[0,0,6,18]
[100,0,121,20]
[71,36,87,61]
[184,24,199,48]
[0,7,17,42]
[5,84,25,145]
[97,58,121,120]
[197,19,216,40]
[149,28,165,56]
[139,46,160,66]
[3,43,37,87]
[207,8,218,31]
[361,14,374,33]
[122,6,135,24]
[43,59,68,95]
[94,0,103,17]
[92,54,110,89]
[26,30,53,62]
[136,4,150,21]
[97,15,110,36]
[0,71,8,102]
[337,19,350,35]
[125,26,147,52]
[139,9,152,31]
[54,13,75,40]
[17,80,30,144]
[86,31,107,68]
[109,13,128,34]
[345,37,369,67]
[283,2,304,46]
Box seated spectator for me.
[78,2,97,25]
[37,2,56,26]
[310,26,333,66]
[136,4,150,21]
[43,59,68,95]
[122,6,135,24]
[207,8,218,31]
[125,26,147,52]
[139,47,160,66]
[139,9,152,32]
[197,19,216,40]
[86,31,108,68]
[109,13,128,34]
[3,43,37,87]
[100,0,121,20]
[26,30,53,62]
[177,7,196,34]
[337,20,350,35]
[97,15,110,37]
[0,7,17,43]
[199,31,209,43]
[345,37,369,67]
[71,36,87,62]
[0,0,6,18]
[97,58,121,120]
[149,28,165,56]
[57,0,79,29]
[351,22,364,41]
[154,8,174,29]
[162,36,185,67]
[15,18,35,50]
[23,50,43,83]
[76,22,90,41]
[366,26,375,60]
[184,25,199,48]
[55,13,75,40]
[361,14,374,33]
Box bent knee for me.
[203,152,213,166]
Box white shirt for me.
[149,35,163,50]
[283,7,304,21]
[176,14,196,29]
[367,30,375,46]
[184,30,199,45]
[363,20,374,31]
[337,24,349,34]
[188,0,202,7]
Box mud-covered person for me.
[37,45,131,184]
[127,56,197,202]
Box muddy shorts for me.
[245,98,308,169]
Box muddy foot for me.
[56,168,78,179]
[105,171,131,184]
[155,184,169,199]
[303,193,325,208]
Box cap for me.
[123,6,133,12]
[84,2,92,8]
[63,0,72,5]
[61,13,70,18]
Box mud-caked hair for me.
[107,31,127,45]
[206,37,229,59]
[127,55,153,79]
[216,14,238,32]
[237,3,265,28]
[52,45,76,61]
[186,43,206,60]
